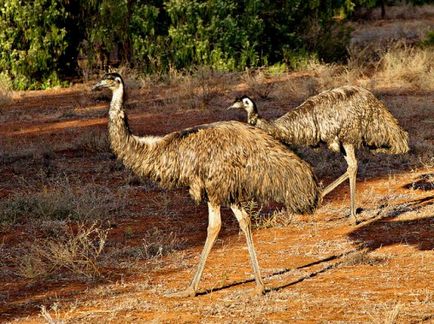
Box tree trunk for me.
[380,0,386,19]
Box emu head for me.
[92,73,124,92]
[227,95,258,115]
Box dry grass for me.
[368,302,402,324]
[243,200,295,229]
[254,210,295,229]
[265,41,434,109]
[17,222,109,279]
[272,75,319,103]
[375,44,434,90]
[241,68,276,100]
[351,20,433,48]
[141,228,185,259]
[115,66,150,91]
[0,177,125,229]
[101,228,186,274]
[191,66,233,108]
[155,66,234,110]
[73,129,111,153]
[0,130,111,164]
[293,44,433,93]
[40,303,65,324]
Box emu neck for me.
[108,87,131,158]
[107,87,159,173]
[247,111,259,126]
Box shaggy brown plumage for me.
[229,86,409,223]
[92,73,320,297]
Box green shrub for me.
[0,72,13,104]
[420,30,434,47]
[0,0,354,89]
[0,0,69,89]
[284,48,320,71]
[165,0,264,71]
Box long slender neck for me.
[108,87,133,159]
[246,109,286,143]
[247,110,259,126]
[107,86,162,178]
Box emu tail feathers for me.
[363,107,409,155]
[256,153,320,214]
[372,126,409,154]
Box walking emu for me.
[92,73,320,297]
[229,86,409,224]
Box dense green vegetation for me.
[0,0,432,89]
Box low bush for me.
[17,222,109,279]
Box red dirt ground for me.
[0,81,433,323]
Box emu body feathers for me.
[271,86,409,154]
[110,108,319,214]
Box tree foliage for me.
[0,0,432,89]
[0,0,68,89]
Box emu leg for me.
[321,172,349,198]
[343,144,359,224]
[169,202,221,297]
[231,205,265,295]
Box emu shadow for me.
[403,173,434,191]
[348,195,434,251]
[194,248,361,296]
[193,193,434,297]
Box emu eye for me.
[243,99,249,105]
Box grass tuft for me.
[17,222,109,279]
[242,68,275,100]
[0,178,125,229]
[245,201,295,229]
[376,44,434,90]
[141,228,185,259]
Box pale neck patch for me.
[109,87,125,119]
[133,135,163,145]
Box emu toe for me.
[165,286,197,298]
[252,284,266,296]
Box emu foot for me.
[350,215,360,225]
[251,284,265,297]
[349,208,365,225]
[352,208,366,225]
[165,286,196,298]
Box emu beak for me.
[227,102,242,110]
[92,80,105,91]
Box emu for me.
[92,73,320,297]
[229,86,409,224]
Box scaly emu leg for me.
[321,144,359,224]
[343,143,359,224]
[169,202,221,297]
[231,204,265,295]
[321,172,349,198]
